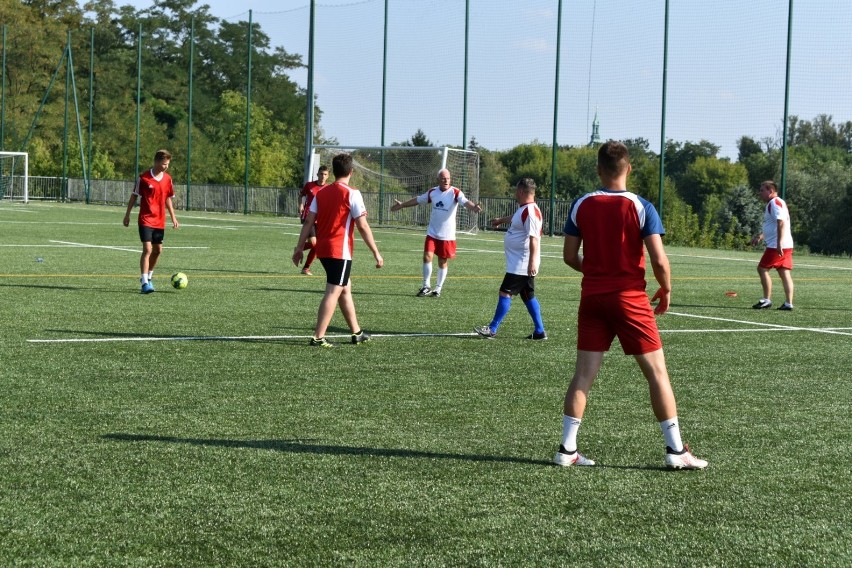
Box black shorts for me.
[139,225,165,244]
[320,258,352,286]
[499,272,535,297]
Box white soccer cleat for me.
[665,445,708,470]
[553,445,595,467]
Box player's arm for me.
[464,200,482,213]
[354,215,384,268]
[390,196,419,212]
[644,233,671,315]
[775,218,784,255]
[563,235,583,272]
[166,196,179,229]
[490,215,511,227]
[292,211,317,266]
[528,235,540,277]
[122,193,137,227]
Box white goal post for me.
[0,151,29,203]
[312,145,480,234]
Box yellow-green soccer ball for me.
[171,272,188,290]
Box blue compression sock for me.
[489,295,512,332]
[523,297,545,334]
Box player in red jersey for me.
[554,140,707,470]
[292,153,383,348]
[298,165,329,275]
[123,149,179,294]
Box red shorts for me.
[424,236,456,259]
[577,290,662,355]
[758,248,793,270]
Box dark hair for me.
[760,180,777,192]
[154,149,172,162]
[517,178,537,194]
[317,165,329,174]
[332,153,353,178]
[597,140,630,177]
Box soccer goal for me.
[313,145,480,234]
[0,151,29,203]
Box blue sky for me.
[117,0,852,159]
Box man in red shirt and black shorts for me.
[123,149,179,294]
[298,165,329,275]
[292,154,383,348]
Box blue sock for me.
[489,295,512,332]
[523,297,545,334]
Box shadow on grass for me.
[41,329,293,343]
[0,283,83,291]
[102,433,556,467]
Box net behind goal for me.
[0,152,29,202]
[313,146,480,234]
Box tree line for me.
[2,1,850,255]
[466,118,852,256]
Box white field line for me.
[28,332,479,344]
[667,311,852,337]
[668,252,852,272]
[49,240,208,251]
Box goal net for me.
[313,145,480,234]
[0,152,28,202]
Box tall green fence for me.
[2,1,851,250]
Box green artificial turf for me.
[1,202,849,566]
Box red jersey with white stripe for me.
[416,186,470,241]
[133,169,174,229]
[564,189,665,296]
[505,202,543,275]
[762,196,793,249]
[300,180,325,221]
[309,181,368,260]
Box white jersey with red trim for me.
[309,181,367,260]
[504,202,543,275]
[416,186,470,241]
[763,196,793,249]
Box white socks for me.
[560,415,582,452]
[660,417,684,452]
[435,267,447,290]
[422,262,432,288]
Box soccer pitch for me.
[1,202,850,566]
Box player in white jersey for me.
[752,180,795,310]
[474,178,547,340]
[391,168,482,297]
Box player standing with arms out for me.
[474,178,547,340]
[752,180,795,310]
[555,140,707,469]
[298,165,330,276]
[390,168,482,297]
[123,149,179,294]
[292,153,383,348]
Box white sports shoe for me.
[665,445,708,470]
[553,445,595,467]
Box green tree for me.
[209,90,298,186]
[677,156,748,215]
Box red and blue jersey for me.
[563,189,664,296]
